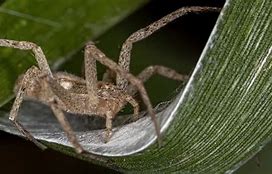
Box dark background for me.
[1,0,270,174]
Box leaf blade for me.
[111,0,272,173]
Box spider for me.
[0,6,220,153]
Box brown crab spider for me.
[0,6,220,153]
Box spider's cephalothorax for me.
[0,6,220,153]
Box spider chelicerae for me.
[0,6,220,153]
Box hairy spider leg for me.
[9,66,47,150]
[127,65,190,95]
[117,6,220,89]
[85,42,162,146]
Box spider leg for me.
[127,65,189,95]
[50,103,84,153]
[0,39,52,77]
[137,65,189,82]
[84,43,99,106]
[85,42,162,146]
[9,66,47,150]
[43,77,84,153]
[125,95,139,121]
[116,6,220,89]
[105,112,113,143]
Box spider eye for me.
[59,80,73,90]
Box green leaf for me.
[0,0,148,106]
[111,0,272,173]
